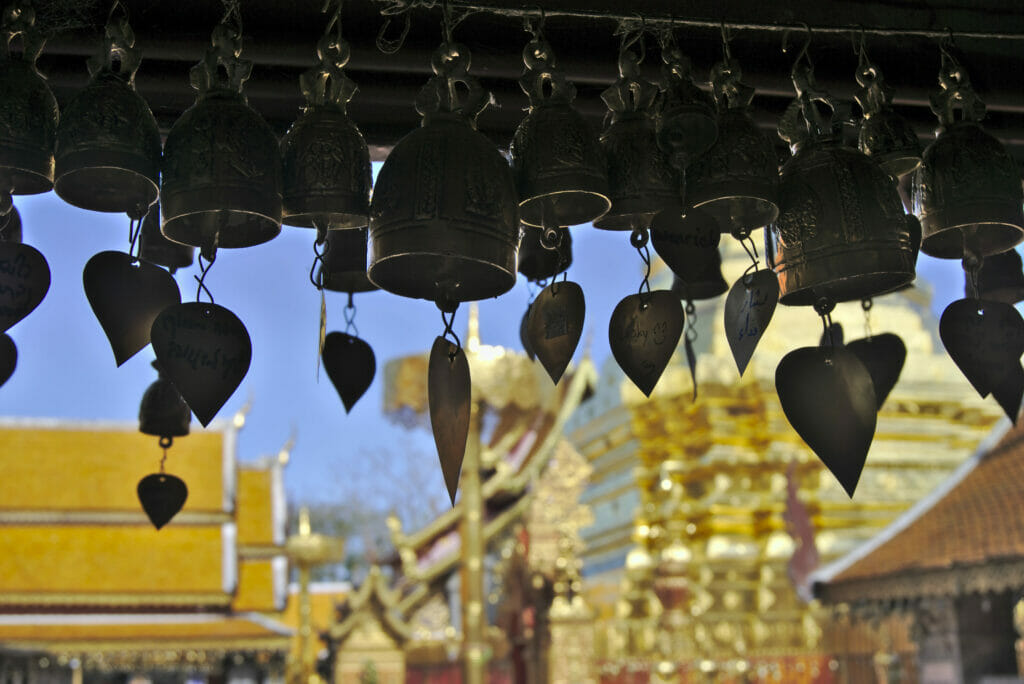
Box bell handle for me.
[190,17,253,96]
[518,38,576,106]
[87,5,142,83]
[416,41,489,124]
[0,0,44,67]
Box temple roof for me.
[813,419,1024,604]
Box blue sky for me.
[0,175,967,504]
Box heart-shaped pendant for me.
[428,337,471,506]
[776,346,877,497]
[150,302,252,427]
[940,298,1024,398]
[608,290,684,397]
[846,333,907,409]
[137,473,188,530]
[992,362,1024,424]
[0,242,50,333]
[0,333,15,387]
[83,251,182,366]
[526,281,585,384]
[724,269,779,376]
[322,331,376,413]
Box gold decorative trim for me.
[0,593,233,607]
[20,637,291,653]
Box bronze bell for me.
[687,59,779,237]
[593,47,681,231]
[518,224,572,282]
[281,17,370,230]
[54,9,160,215]
[318,226,377,294]
[161,16,282,255]
[670,252,728,301]
[369,41,519,305]
[853,58,921,179]
[651,208,724,299]
[766,63,916,307]
[968,250,1024,305]
[510,35,609,228]
[913,52,1023,259]
[139,362,190,440]
[0,204,20,243]
[139,203,193,273]
[655,36,717,171]
[0,2,57,196]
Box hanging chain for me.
[631,225,652,299]
[344,292,359,337]
[739,235,761,282]
[195,253,215,304]
[814,296,836,348]
[862,297,873,338]
[309,238,328,290]
[440,306,461,361]
[158,436,172,472]
[126,216,142,261]
[685,300,698,342]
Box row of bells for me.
[2,8,1024,312]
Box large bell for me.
[139,362,190,440]
[0,2,57,196]
[967,250,1024,305]
[518,224,572,282]
[767,65,916,306]
[853,58,921,179]
[650,207,723,292]
[593,48,681,231]
[281,20,370,230]
[686,59,779,237]
[914,52,1023,259]
[318,226,377,294]
[0,204,20,242]
[139,203,194,273]
[656,38,717,171]
[510,36,609,228]
[369,42,519,305]
[161,18,282,254]
[53,10,160,215]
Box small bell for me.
[0,204,21,243]
[655,34,717,172]
[139,362,191,440]
[593,43,681,231]
[767,60,916,306]
[853,51,921,179]
[968,250,1024,305]
[650,208,727,300]
[686,58,779,237]
[913,48,1023,259]
[54,7,160,215]
[518,224,572,282]
[318,226,377,294]
[670,251,728,301]
[0,2,57,196]
[281,9,370,230]
[369,41,519,305]
[510,32,609,228]
[139,203,194,273]
[161,11,282,254]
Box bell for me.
[139,362,190,440]
[318,225,377,294]
[651,208,726,299]
[670,250,729,301]
[369,42,519,305]
[593,47,681,231]
[53,10,160,215]
[655,37,717,171]
[968,250,1024,305]
[0,205,21,243]
[161,17,282,254]
[510,36,609,228]
[853,59,921,179]
[518,224,572,282]
[139,203,194,273]
[0,2,57,196]
[686,59,779,237]
[913,56,1023,259]
[766,64,916,306]
[281,18,370,230]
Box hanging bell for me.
[369,41,519,305]
[593,45,681,231]
[0,2,57,196]
[651,208,725,299]
[853,57,921,179]
[913,51,1023,259]
[281,14,370,230]
[686,59,779,237]
[0,204,20,243]
[655,35,717,172]
[670,250,728,301]
[139,362,191,440]
[968,250,1024,305]
[318,226,377,294]
[510,34,609,228]
[518,224,572,282]
[53,9,160,215]
[766,62,916,306]
[161,15,282,254]
[139,203,194,273]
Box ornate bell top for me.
[710,59,755,112]
[299,18,356,112]
[189,14,252,101]
[415,41,489,128]
[778,63,849,150]
[519,37,576,108]
[1,1,43,67]
[853,61,894,119]
[929,50,986,131]
[86,6,141,86]
[601,49,659,122]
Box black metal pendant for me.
[723,269,779,376]
[137,473,188,530]
[608,290,684,397]
[0,241,49,333]
[940,298,1024,398]
[428,336,471,506]
[0,333,15,387]
[322,331,375,413]
[845,333,907,409]
[526,281,585,384]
